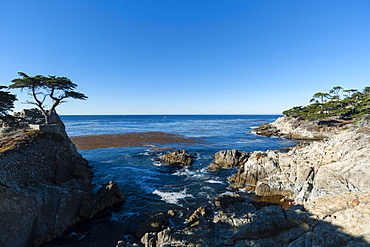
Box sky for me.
[0,0,369,115]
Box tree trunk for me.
[41,110,51,125]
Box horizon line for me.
[59,113,283,116]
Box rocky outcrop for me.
[229,117,370,203]
[135,212,170,238]
[207,149,249,171]
[88,181,126,218]
[0,110,125,246]
[0,108,62,137]
[160,149,194,167]
[187,206,211,227]
[138,202,369,247]
[254,116,352,140]
[214,194,246,210]
[225,116,370,243]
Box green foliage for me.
[9,72,87,124]
[0,85,17,116]
[310,92,330,103]
[283,85,370,120]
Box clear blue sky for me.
[1,0,369,115]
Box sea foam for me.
[153,189,193,205]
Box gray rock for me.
[207,149,249,171]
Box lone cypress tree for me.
[9,72,87,124]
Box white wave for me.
[152,160,162,166]
[172,167,210,180]
[101,159,115,164]
[205,179,224,184]
[140,150,154,156]
[220,191,236,196]
[172,167,198,176]
[153,189,193,205]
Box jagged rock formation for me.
[207,149,249,171]
[0,109,126,247]
[139,202,368,247]
[254,115,352,140]
[227,115,370,243]
[229,116,370,203]
[160,149,194,167]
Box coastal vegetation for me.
[283,86,370,119]
[9,72,87,124]
[0,86,17,117]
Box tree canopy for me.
[9,72,87,124]
[0,86,17,116]
[283,86,370,120]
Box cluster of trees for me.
[0,86,17,116]
[0,72,87,124]
[283,86,370,119]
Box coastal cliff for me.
[0,109,125,246]
[127,116,370,247]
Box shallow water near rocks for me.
[55,115,298,246]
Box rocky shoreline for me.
[118,115,370,246]
[253,115,353,140]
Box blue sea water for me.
[59,115,298,244]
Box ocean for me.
[57,115,298,246]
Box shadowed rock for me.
[135,212,170,238]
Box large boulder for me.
[160,149,194,167]
[207,149,249,171]
[87,181,126,219]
